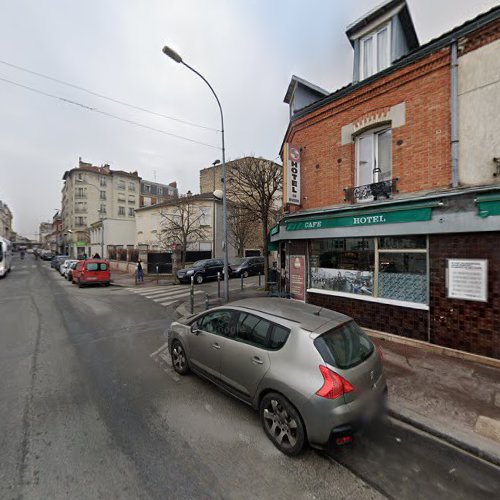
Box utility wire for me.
[0,76,220,150]
[0,59,219,132]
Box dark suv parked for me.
[176,259,225,284]
[230,256,264,278]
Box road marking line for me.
[142,288,186,298]
[150,341,169,358]
[125,286,160,292]
[154,291,202,303]
[146,289,198,299]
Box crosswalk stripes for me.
[124,286,203,308]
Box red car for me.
[72,259,111,287]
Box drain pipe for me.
[450,40,459,188]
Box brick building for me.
[271,1,500,359]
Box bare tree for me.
[227,204,255,257]
[157,199,208,266]
[227,156,282,285]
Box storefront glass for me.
[310,236,428,304]
[310,238,374,296]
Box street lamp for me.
[212,159,220,259]
[75,179,104,258]
[162,45,230,302]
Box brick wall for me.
[285,49,451,211]
[429,232,500,359]
[307,292,429,341]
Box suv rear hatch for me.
[314,321,383,404]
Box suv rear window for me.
[86,263,108,271]
[314,321,374,369]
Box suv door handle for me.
[212,343,221,350]
[252,356,264,365]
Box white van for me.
[0,237,12,277]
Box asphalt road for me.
[1,255,499,499]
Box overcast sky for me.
[1,0,497,238]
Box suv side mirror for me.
[190,325,200,335]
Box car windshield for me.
[191,260,209,267]
[230,258,246,266]
[314,321,374,369]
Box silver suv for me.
[168,298,387,455]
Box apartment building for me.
[270,1,500,358]
[61,159,141,258]
[140,180,178,207]
[0,201,13,239]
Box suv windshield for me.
[191,260,209,268]
[230,258,246,266]
[314,321,374,369]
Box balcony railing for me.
[344,178,399,203]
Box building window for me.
[100,204,107,215]
[360,22,390,79]
[310,236,427,305]
[118,180,126,190]
[199,207,211,226]
[75,187,86,199]
[128,208,135,217]
[128,195,135,204]
[356,127,392,191]
[144,184,151,194]
[100,191,106,200]
[118,193,126,202]
[100,177,107,187]
[118,206,125,216]
[75,216,86,227]
[129,182,135,192]
[158,187,163,196]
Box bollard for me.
[190,275,194,314]
[217,272,221,298]
[156,265,159,285]
[205,293,210,310]
[258,272,261,288]
[241,273,244,290]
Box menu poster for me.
[447,259,488,302]
[290,255,306,301]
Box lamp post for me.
[75,179,104,258]
[212,159,220,259]
[162,45,229,302]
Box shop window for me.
[310,236,428,305]
[378,252,427,304]
[310,238,375,296]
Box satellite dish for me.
[213,189,223,200]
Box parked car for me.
[72,259,111,287]
[230,256,265,278]
[61,259,78,278]
[168,298,386,456]
[176,259,226,284]
[67,261,78,282]
[51,254,68,267]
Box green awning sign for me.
[476,193,500,218]
[270,224,280,236]
[286,207,433,231]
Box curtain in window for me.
[377,27,389,71]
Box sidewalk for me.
[175,287,500,466]
[110,269,175,287]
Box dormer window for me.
[360,23,391,80]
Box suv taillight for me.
[376,344,384,362]
[316,365,354,400]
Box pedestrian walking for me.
[136,259,144,284]
[93,252,100,259]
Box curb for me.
[388,406,500,468]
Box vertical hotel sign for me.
[284,143,301,205]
